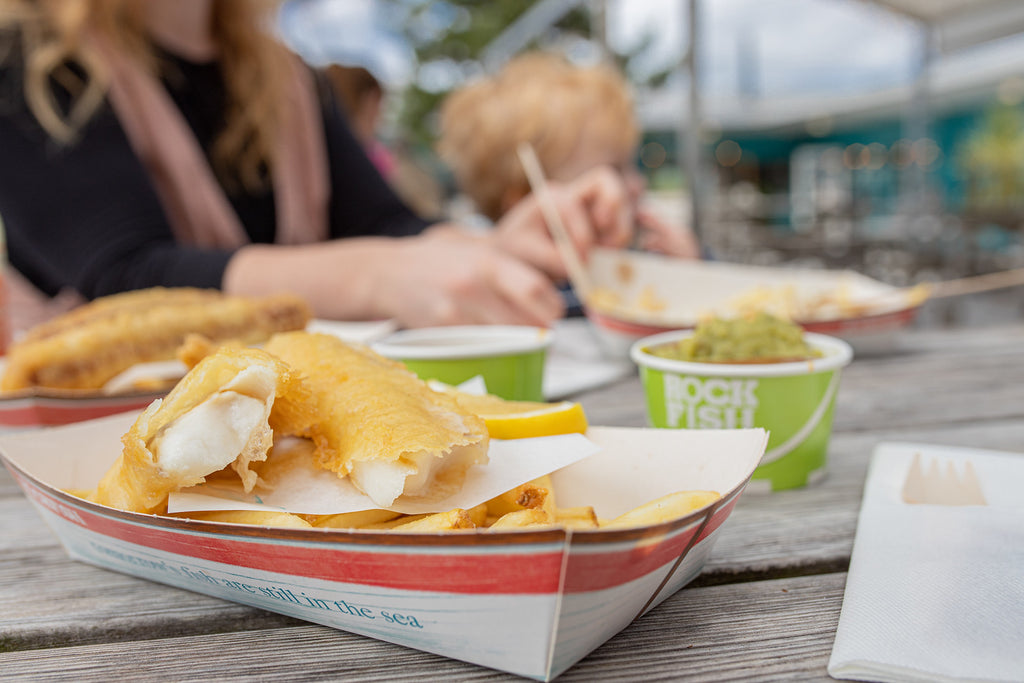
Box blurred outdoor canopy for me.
[280,0,1024,309]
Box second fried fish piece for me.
[263,332,489,508]
[89,347,315,514]
[1,287,311,392]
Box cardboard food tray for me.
[0,415,767,681]
[0,383,161,427]
[586,248,921,355]
[0,319,398,428]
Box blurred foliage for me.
[958,104,1024,212]
[385,0,671,151]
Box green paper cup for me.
[372,326,551,401]
[630,331,853,492]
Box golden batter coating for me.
[263,332,489,507]
[89,346,315,514]
[0,288,312,392]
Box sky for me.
[278,0,416,86]
[278,0,1023,100]
[606,0,921,96]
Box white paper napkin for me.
[167,433,599,516]
[828,442,1024,683]
[544,318,633,400]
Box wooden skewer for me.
[516,142,594,299]
[843,267,1024,314]
[925,267,1024,299]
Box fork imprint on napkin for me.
[901,452,987,506]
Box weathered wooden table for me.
[3,322,1022,681]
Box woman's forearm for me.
[222,231,564,328]
[222,238,398,320]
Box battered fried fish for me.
[89,347,315,514]
[0,288,312,392]
[263,332,490,507]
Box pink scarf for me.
[99,41,330,248]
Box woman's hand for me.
[491,165,635,279]
[635,207,701,259]
[368,230,565,328]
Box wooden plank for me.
[0,573,848,682]
[577,375,647,427]
[834,340,1024,431]
[1,465,22,499]
[564,572,846,682]
[0,497,61,552]
[896,323,1024,351]
[0,545,300,652]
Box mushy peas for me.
[647,313,822,363]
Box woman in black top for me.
[0,0,636,329]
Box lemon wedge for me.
[445,391,588,439]
[481,402,588,440]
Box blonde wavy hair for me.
[438,52,639,221]
[0,0,290,190]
